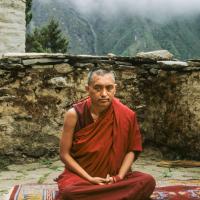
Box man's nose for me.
[101,88,107,96]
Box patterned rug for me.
[152,185,200,200]
[6,184,200,200]
[7,184,58,200]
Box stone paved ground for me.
[1,148,200,199]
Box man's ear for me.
[114,84,117,93]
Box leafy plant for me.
[37,172,50,184]
[26,18,69,53]
[39,158,53,166]
[162,168,172,178]
[26,0,32,27]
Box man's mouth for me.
[99,99,109,102]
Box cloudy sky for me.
[65,0,200,21]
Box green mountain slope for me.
[91,14,200,59]
[31,0,96,54]
[31,0,200,60]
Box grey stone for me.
[183,67,200,71]
[0,95,16,101]
[68,54,108,60]
[32,65,54,69]
[187,61,200,67]
[14,114,33,120]
[107,53,116,57]
[17,72,26,78]
[117,65,136,69]
[0,57,21,63]
[135,104,146,110]
[54,63,74,73]
[74,63,94,68]
[115,61,133,66]
[21,76,32,85]
[0,88,15,96]
[2,53,67,59]
[3,64,24,69]
[136,50,174,61]
[188,59,200,62]
[48,77,68,88]
[157,60,188,68]
[149,68,158,75]
[23,58,68,66]
[0,69,8,75]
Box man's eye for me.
[94,86,101,91]
[106,86,113,91]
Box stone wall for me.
[0,0,26,53]
[0,52,200,166]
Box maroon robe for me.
[56,97,155,200]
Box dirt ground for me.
[1,147,200,199]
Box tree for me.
[26,0,32,27]
[26,18,69,53]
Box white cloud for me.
[67,0,200,20]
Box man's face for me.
[86,73,116,109]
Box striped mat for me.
[6,183,200,200]
[7,184,58,200]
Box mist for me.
[65,0,200,21]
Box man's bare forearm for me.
[61,153,107,185]
[61,153,92,181]
[117,151,135,179]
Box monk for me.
[55,68,156,200]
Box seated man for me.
[56,68,155,200]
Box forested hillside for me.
[31,0,200,60]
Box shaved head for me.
[87,69,116,85]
